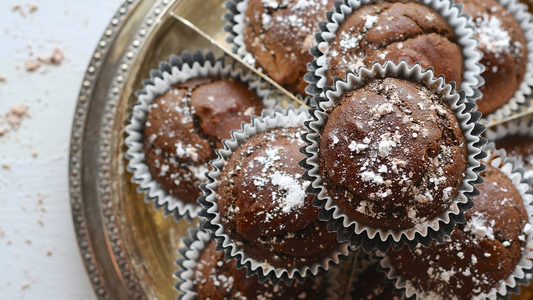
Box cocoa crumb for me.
[28,3,38,13]
[25,60,40,72]
[46,250,52,256]
[25,239,31,244]
[12,4,26,17]
[0,74,6,82]
[37,47,64,65]
[21,283,30,290]
[0,127,7,136]
[31,150,38,157]
[6,104,29,128]
[1,163,10,170]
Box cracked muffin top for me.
[387,163,530,299]
[318,77,467,230]
[326,0,463,86]
[143,77,264,203]
[244,0,336,95]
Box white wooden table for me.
[0,1,124,298]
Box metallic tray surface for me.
[69,0,533,299]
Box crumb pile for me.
[244,0,335,94]
[325,0,463,86]
[143,77,264,203]
[319,78,467,230]
[217,127,339,267]
[193,240,328,300]
[387,164,530,299]
[456,0,527,115]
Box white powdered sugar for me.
[475,13,511,54]
[254,147,281,172]
[378,140,396,158]
[187,164,209,181]
[463,212,495,241]
[175,142,199,162]
[364,15,378,31]
[271,171,309,214]
[361,171,384,185]
[348,141,368,153]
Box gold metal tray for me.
[68,0,533,299]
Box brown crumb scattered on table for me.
[21,283,30,290]
[12,4,26,17]
[1,163,10,170]
[6,104,29,129]
[24,60,40,72]
[0,74,6,82]
[31,151,38,157]
[28,3,38,13]
[25,239,31,244]
[46,250,52,256]
[37,47,64,65]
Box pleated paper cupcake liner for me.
[301,60,486,253]
[305,0,484,101]
[198,105,351,285]
[124,50,277,222]
[376,143,533,300]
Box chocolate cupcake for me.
[306,0,483,99]
[175,226,339,300]
[199,106,350,285]
[456,0,528,116]
[217,126,339,268]
[301,61,486,252]
[326,1,463,87]
[143,77,264,203]
[318,77,467,231]
[125,51,277,221]
[380,145,533,300]
[225,0,335,96]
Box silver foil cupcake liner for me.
[197,105,351,285]
[124,50,277,222]
[174,224,341,300]
[376,143,533,300]
[305,0,484,101]
[300,60,487,253]
[481,0,533,123]
[222,0,321,104]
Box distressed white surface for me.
[0,0,124,299]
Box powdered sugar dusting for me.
[475,13,511,54]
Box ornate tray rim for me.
[69,0,176,298]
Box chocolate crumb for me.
[1,163,10,170]
[24,60,40,72]
[12,4,26,17]
[0,74,6,82]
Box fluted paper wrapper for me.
[300,60,487,253]
[305,0,484,101]
[376,143,533,300]
[124,50,277,222]
[198,106,351,286]
[481,0,533,124]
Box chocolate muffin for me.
[143,77,264,203]
[326,0,464,86]
[194,240,328,300]
[387,164,530,299]
[495,134,533,179]
[456,0,527,116]
[243,0,335,95]
[351,261,405,300]
[217,127,339,267]
[319,77,467,230]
